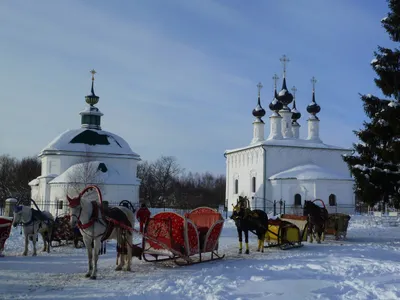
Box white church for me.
[29,71,141,216]
[224,56,355,214]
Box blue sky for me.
[0,0,394,175]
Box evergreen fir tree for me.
[343,0,400,207]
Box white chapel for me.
[29,71,141,216]
[224,56,355,214]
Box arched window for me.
[252,177,256,193]
[294,194,301,206]
[329,194,337,206]
[234,179,239,194]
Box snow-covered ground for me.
[1,215,400,300]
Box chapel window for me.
[329,194,337,206]
[234,179,239,194]
[252,177,256,193]
[58,200,63,210]
[294,194,301,206]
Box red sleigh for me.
[0,216,13,257]
[142,207,225,265]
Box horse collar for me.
[77,201,100,230]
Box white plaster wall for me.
[35,151,140,216]
[225,146,265,210]
[265,146,352,180]
[47,183,140,217]
[225,144,355,214]
[270,179,354,214]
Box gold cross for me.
[272,74,279,89]
[311,76,317,91]
[257,82,263,96]
[90,69,97,81]
[280,55,290,76]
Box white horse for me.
[12,205,54,256]
[67,186,134,280]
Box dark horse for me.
[230,196,269,254]
[303,200,329,243]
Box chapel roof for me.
[39,128,140,157]
[269,164,353,181]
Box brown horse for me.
[230,196,269,254]
[303,200,329,243]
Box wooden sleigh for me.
[142,207,225,265]
[265,214,309,250]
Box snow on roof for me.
[225,138,352,154]
[40,128,139,157]
[269,164,353,181]
[28,178,39,186]
[49,161,139,185]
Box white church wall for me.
[47,183,140,217]
[265,146,352,179]
[225,147,265,210]
[269,179,354,215]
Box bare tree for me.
[152,156,182,199]
[0,155,17,205]
[64,150,105,198]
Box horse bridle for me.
[67,194,106,239]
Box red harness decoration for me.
[78,201,100,230]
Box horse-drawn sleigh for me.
[65,185,226,279]
[230,196,309,252]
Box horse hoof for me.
[115,266,122,271]
[32,253,37,257]
[22,252,27,256]
[90,275,96,280]
[245,250,249,254]
[85,273,91,278]
[238,250,242,254]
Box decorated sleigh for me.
[0,216,13,257]
[265,214,309,250]
[142,207,225,265]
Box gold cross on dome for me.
[272,74,279,89]
[311,76,317,91]
[90,69,97,81]
[291,86,297,98]
[280,55,290,76]
[257,82,263,96]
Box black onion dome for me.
[276,78,293,106]
[291,99,301,121]
[269,89,283,111]
[306,91,321,115]
[252,95,266,118]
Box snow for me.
[2,215,400,299]
[254,104,263,111]
[388,101,400,108]
[370,58,378,65]
[278,89,288,96]
[269,164,353,181]
[225,137,351,154]
[272,98,278,105]
[49,161,139,185]
[40,128,140,157]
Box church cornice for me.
[224,142,352,156]
[38,150,141,160]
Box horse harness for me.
[69,198,133,255]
